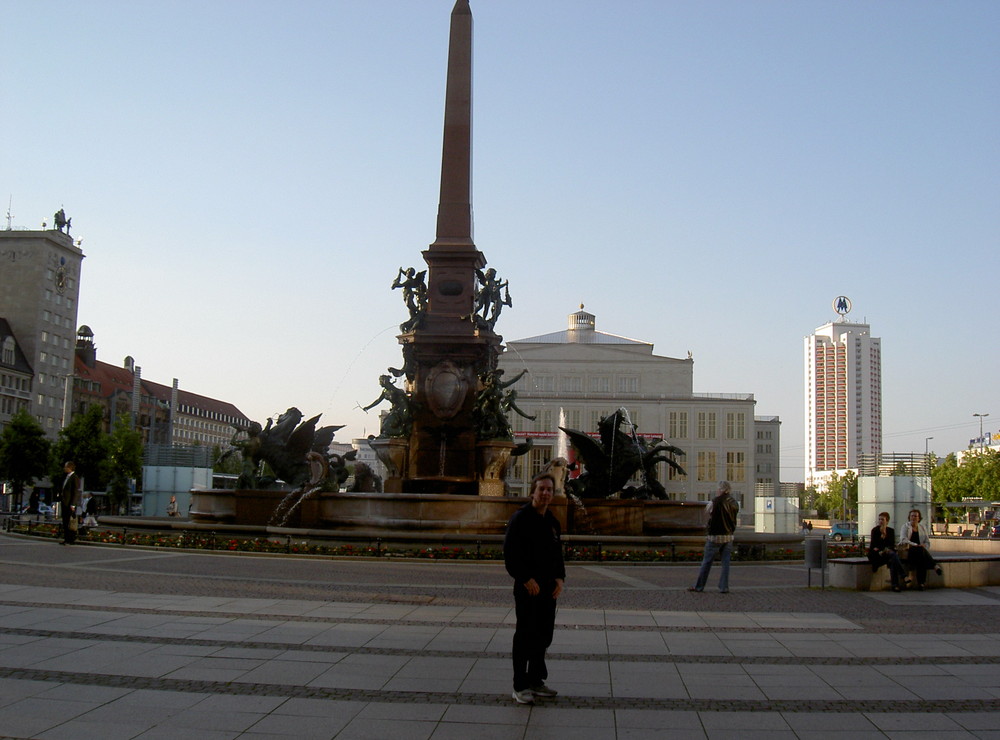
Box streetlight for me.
[925,437,934,454]
[974,413,990,452]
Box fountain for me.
[188,2,707,538]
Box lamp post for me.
[974,413,990,452]
[925,437,934,455]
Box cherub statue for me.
[363,373,413,438]
[470,267,511,330]
[392,267,428,332]
[473,368,530,440]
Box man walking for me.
[689,481,740,593]
[59,461,81,545]
[504,473,565,705]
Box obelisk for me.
[422,0,485,334]
[396,0,500,494]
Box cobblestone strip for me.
[4,626,1000,666]
[0,599,864,633]
[0,666,996,713]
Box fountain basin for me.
[189,489,706,536]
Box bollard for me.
[376,537,382,557]
[287,535,292,554]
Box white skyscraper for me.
[804,304,882,487]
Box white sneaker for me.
[530,682,558,697]
[512,689,534,704]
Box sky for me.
[3,1,997,482]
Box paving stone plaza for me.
[1,533,999,739]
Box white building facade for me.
[804,317,882,488]
[498,307,779,511]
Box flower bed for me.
[5,520,854,562]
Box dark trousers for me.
[60,506,76,544]
[512,584,557,691]
[867,551,905,587]
[904,546,937,585]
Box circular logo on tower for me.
[833,296,851,316]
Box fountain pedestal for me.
[477,439,515,497]
[369,437,410,494]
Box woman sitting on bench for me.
[898,509,942,590]
[867,511,905,592]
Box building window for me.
[536,375,555,392]
[561,376,583,392]
[542,409,554,432]
[726,451,746,482]
[726,412,745,440]
[589,376,610,393]
[669,411,688,439]
[529,445,552,477]
[697,451,716,481]
[616,376,638,393]
[1,337,14,365]
[667,452,687,481]
[697,412,716,440]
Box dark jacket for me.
[868,525,896,555]
[503,503,566,586]
[707,492,739,536]
[60,472,81,509]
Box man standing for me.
[59,461,81,545]
[503,473,565,705]
[689,481,740,593]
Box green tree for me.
[0,409,52,510]
[815,470,858,520]
[105,414,143,514]
[930,453,970,505]
[52,404,109,491]
[801,485,818,514]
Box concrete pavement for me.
[1,534,999,738]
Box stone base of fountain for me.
[189,489,707,536]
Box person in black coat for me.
[867,511,905,592]
[59,461,82,545]
[503,472,565,705]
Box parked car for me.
[829,521,858,542]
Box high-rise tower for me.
[804,300,882,487]
[0,221,85,436]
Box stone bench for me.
[828,554,1000,590]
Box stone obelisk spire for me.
[433,0,474,245]
[422,0,486,334]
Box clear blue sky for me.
[3,1,997,481]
